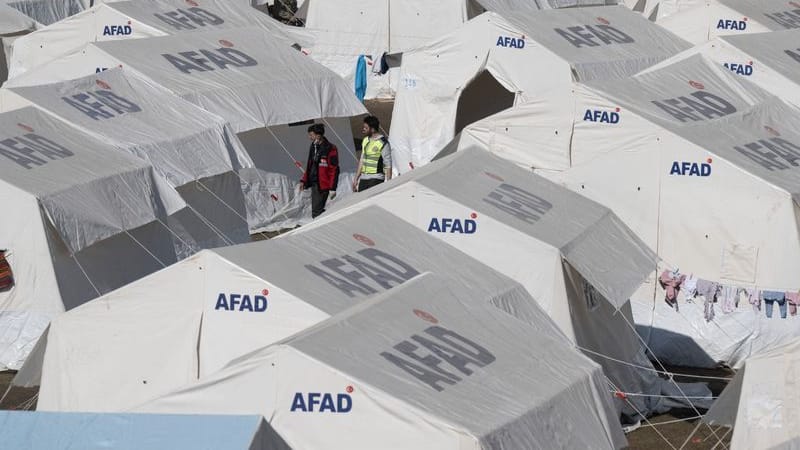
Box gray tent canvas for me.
[137,273,627,449]
[0,106,189,370]
[307,146,711,419]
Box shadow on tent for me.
[636,325,721,370]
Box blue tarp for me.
[0,411,279,449]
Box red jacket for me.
[301,138,340,191]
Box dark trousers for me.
[311,184,329,218]
[358,178,383,192]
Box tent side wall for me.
[3,44,123,88]
[270,348,474,449]
[390,14,573,172]
[658,3,773,45]
[0,180,60,370]
[236,117,357,231]
[36,252,209,412]
[8,5,165,80]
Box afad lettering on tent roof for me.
[304,247,421,299]
[0,127,75,170]
[715,18,747,30]
[291,390,353,413]
[553,19,635,49]
[380,312,496,392]
[763,5,800,29]
[428,213,478,234]
[152,7,225,31]
[162,41,257,75]
[61,88,142,121]
[723,62,753,76]
[651,82,737,123]
[733,129,800,171]
[483,183,553,225]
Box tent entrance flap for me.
[454,70,515,136]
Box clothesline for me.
[659,266,800,321]
[576,345,734,381]
[609,390,717,400]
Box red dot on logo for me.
[413,309,438,324]
[688,80,705,90]
[353,234,375,246]
[219,40,234,48]
[615,107,621,112]
[743,16,748,21]
[95,79,111,89]
[261,289,269,296]
[470,212,478,219]
[345,385,354,393]
[707,157,713,164]
[16,123,33,133]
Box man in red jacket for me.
[299,123,339,218]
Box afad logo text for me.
[670,157,713,177]
[584,107,620,124]
[428,213,478,234]
[496,35,525,49]
[716,17,748,30]
[102,21,133,36]
[723,61,753,76]
[291,386,353,413]
[214,290,268,312]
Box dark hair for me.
[307,123,325,135]
[363,115,380,132]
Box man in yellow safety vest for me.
[353,115,392,192]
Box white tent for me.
[0,67,254,251]
[455,54,800,368]
[7,0,309,80]
[0,106,188,370]
[0,411,286,449]
[0,0,92,26]
[389,6,690,173]
[14,208,563,413]
[702,339,800,450]
[6,27,367,231]
[302,146,712,419]
[298,0,481,99]
[648,29,800,109]
[657,0,800,45]
[135,273,627,449]
[0,3,35,83]
[298,0,620,100]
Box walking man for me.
[353,115,392,192]
[299,123,339,218]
